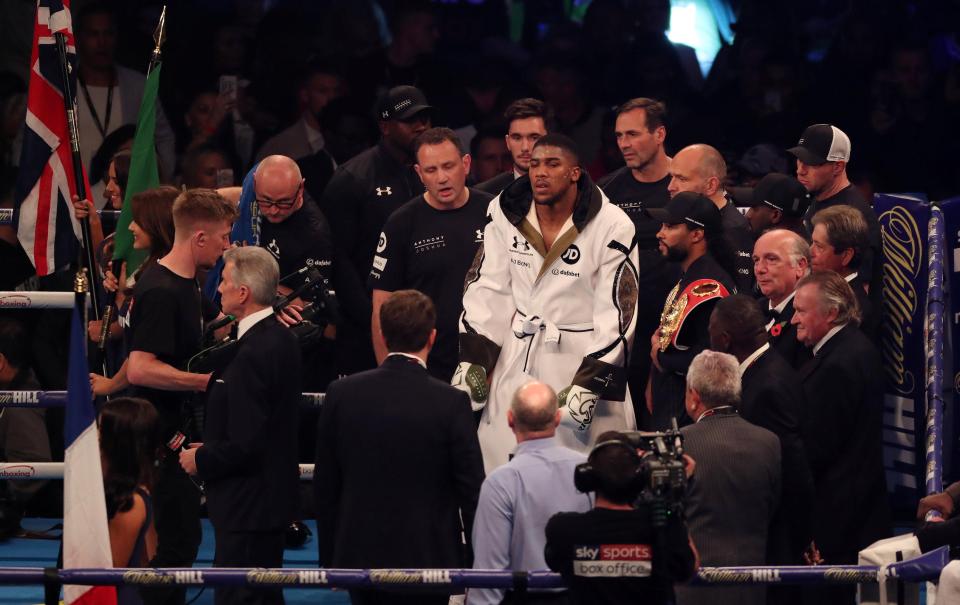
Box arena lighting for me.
[666,0,724,77]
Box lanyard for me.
[79,75,115,138]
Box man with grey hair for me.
[180,246,303,605]
[752,228,811,367]
[791,271,889,601]
[469,381,592,605]
[676,350,781,605]
[668,143,755,292]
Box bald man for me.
[253,155,337,460]
[669,144,755,292]
[253,155,334,295]
[753,229,811,368]
[469,382,592,605]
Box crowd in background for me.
[0,0,958,529]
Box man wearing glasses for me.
[254,155,334,298]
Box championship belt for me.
[658,278,730,352]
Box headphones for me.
[573,438,645,494]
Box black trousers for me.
[142,455,202,605]
[213,526,286,605]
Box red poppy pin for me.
[770,322,784,337]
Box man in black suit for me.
[708,295,814,565]
[675,350,781,605]
[810,205,876,337]
[315,289,485,605]
[752,228,811,368]
[475,98,548,195]
[180,246,302,605]
[791,271,890,604]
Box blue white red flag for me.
[64,291,117,605]
[13,0,89,276]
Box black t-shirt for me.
[597,167,671,251]
[129,263,214,435]
[719,199,756,293]
[368,190,492,381]
[320,142,424,286]
[260,198,334,295]
[545,506,695,605]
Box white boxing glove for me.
[558,384,600,431]
[451,362,489,411]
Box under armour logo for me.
[512,236,530,251]
[475,229,484,241]
[268,238,280,257]
[381,111,389,119]
[375,187,392,197]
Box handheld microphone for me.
[204,314,236,335]
[167,432,205,493]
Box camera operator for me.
[544,430,697,605]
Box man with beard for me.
[597,98,677,426]
[744,173,810,236]
[753,229,811,368]
[476,98,549,195]
[320,85,431,374]
[645,192,735,430]
[668,144,755,293]
[456,134,639,472]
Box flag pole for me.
[97,6,167,355]
[74,267,89,358]
[53,32,100,319]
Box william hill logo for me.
[879,206,922,394]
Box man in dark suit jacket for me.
[315,289,485,605]
[753,228,812,368]
[675,350,781,605]
[791,271,890,604]
[709,295,814,567]
[180,247,301,605]
[810,204,877,338]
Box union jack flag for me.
[13,0,89,276]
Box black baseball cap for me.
[647,192,722,234]
[749,174,810,218]
[376,85,432,121]
[787,124,851,166]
